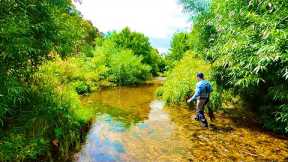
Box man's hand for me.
[187,97,193,104]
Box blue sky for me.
[74,0,191,54]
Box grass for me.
[157,51,211,104]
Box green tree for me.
[168,32,191,61]
[109,27,161,74]
[0,0,97,76]
[0,1,100,160]
[109,50,152,85]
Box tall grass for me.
[157,51,211,103]
[0,74,90,161]
[157,51,222,111]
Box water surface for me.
[76,80,288,161]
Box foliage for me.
[157,51,222,111]
[32,30,154,94]
[108,50,152,85]
[180,0,288,134]
[168,32,191,61]
[0,134,48,161]
[74,81,91,95]
[108,27,162,75]
[0,0,98,76]
[93,37,153,85]
[0,76,25,126]
[0,0,101,161]
[0,73,89,161]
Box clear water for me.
[75,80,288,161]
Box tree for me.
[0,0,97,77]
[109,27,161,74]
[168,32,191,61]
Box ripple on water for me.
[76,83,288,162]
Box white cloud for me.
[74,0,191,52]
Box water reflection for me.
[76,82,288,161]
[77,99,176,162]
[78,115,126,162]
[80,84,158,127]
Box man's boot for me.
[197,111,208,128]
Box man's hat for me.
[197,72,204,79]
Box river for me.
[74,79,288,161]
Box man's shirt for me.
[189,80,212,101]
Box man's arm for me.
[187,85,201,103]
[209,83,213,93]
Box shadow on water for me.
[75,80,288,162]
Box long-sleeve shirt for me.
[188,80,212,102]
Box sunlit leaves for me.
[106,27,161,75]
[167,32,191,63]
[0,0,96,76]
[158,52,211,104]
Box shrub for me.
[107,27,162,75]
[159,52,206,101]
[0,55,102,161]
[0,134,48,161]
[0,74,87,161]
[74,81,90,95]
[91,40,153,85]
[0,76,25,126]
[108,50,152,85]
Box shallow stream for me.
[75,79,288,161]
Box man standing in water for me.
[187,72,212,127]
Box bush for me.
[74,81,90,95]
[35,35,154,92]
[0,54,102,161]
[25,78,83,160]
[0,76,25,126]
[92,39,153,85]
[0,134,48,161]
[158,52,222,112]
[108,50,152,85]
[106,27,162,75]
[157,52,219,106]
[0,74,88,161]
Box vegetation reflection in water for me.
[76,81,288,161]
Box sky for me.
[74,0,191,54]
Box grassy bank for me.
[157,51,210,103]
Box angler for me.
[187,72,213,127]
